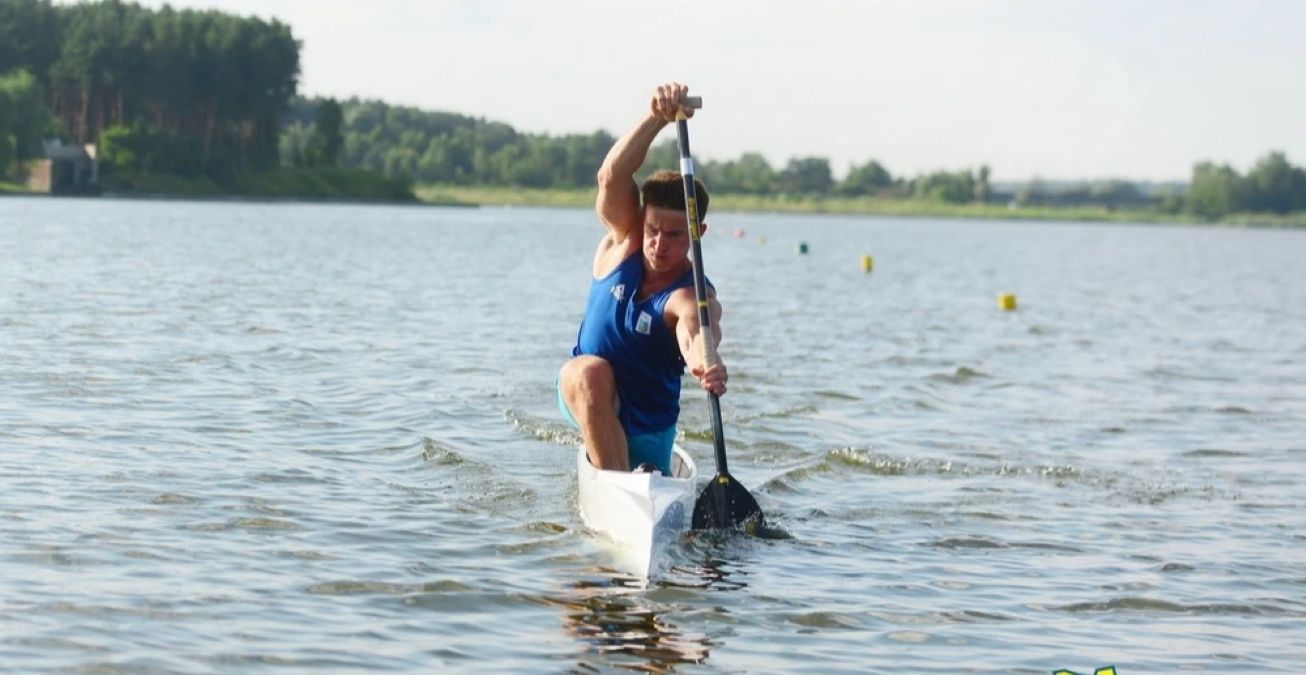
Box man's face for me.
[642,207,694,273]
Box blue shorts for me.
[556,379,675,474]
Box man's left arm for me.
[672,290,727,395]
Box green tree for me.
[1244,151,1301,214]
[33,2,299,175]
[0,68,55,178]
[836,159,892,196]
[726,152,777,194]
[302,98,342,167]
[1187,162,1245,219]
[0,0,61,84]
[776,156,833,194]
[914,169,976,203]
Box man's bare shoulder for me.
[664,284,715,316]
[592,231,639,278]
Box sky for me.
[111,0,1306,181]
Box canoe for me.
[576,445,698,577]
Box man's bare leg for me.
[559,356,629,471]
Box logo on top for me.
[611,284,625,301]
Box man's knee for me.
[561,357,617,408]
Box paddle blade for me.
[692,473,764,530]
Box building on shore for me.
[25,141,98,193]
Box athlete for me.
[558,82,726,474]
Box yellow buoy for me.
[998,293,1018,311]
[861,254,874,273]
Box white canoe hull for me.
[576,445,698,577]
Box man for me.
[558,82,727,475]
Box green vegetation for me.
[0,69,55,178]
[414,184,589,209]
[284,96,612,189]
[412,184,1306,227]
[308,96,1305,226]
[0,0,411,201]
[100,167,415,201]
[1188,152,1306,219]
[2,0,298,175]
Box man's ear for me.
[698,220,708,236]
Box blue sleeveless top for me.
[572,252,709,435]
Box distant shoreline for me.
[6,181,1304,228]
[0,187,468,209]
[415,184,1306,228]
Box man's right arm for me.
[595,83,692,243]
[595,114,664,243]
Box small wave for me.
[870,608,1016,625]
[307,579,473,596]
[929,537,1006,550]
[830,447,919,475]
[1119,483,1230,506]
[736,404,819,423]
[1183,448,1247,458]
[1144,367,1235,383]
[504,409,582,447]
[253,469,321,484]
[1053,596,1292,616]
[812,390,858,401]
[412,436,540,515]
[420,437,466,465]
[182,517,303,532]
[785,611,863,629]
[772,447,1238,509]
[150,492,198,504]
[926,366,989,385]
[509,521,568,535]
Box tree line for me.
[294,95,1306,219]
[0,0,298,178]
[1187,152,1306,219]
[286,96,998,201]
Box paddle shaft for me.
[673,108,731,479]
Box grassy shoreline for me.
[415,184,1306,228]
[2,168,425,204]
[8,179,1306,227]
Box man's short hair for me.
[641,169,709,219]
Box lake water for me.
[2,196,1304,673]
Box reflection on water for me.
[550,544,763,672]
[552,572,711,673]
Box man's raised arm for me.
[595,83,693,242]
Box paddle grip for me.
[700,323,722,368]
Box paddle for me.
[673,98,767,531]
